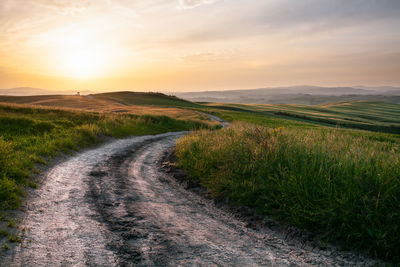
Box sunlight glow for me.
[62,49,102,79]
[39,24,118,80]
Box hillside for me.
[2,92,399,134]
[203,101,400,134]
[91,91,198,107]
[0,92,203,122]
[0,91,196,108]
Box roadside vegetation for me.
[0,103,211,211]
[176,122,400,261]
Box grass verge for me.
[0,103,211,210]
[176,122,400,262]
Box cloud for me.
[253,0,400,29]
[33,0,114,15]
[182,51,235,63]
[178,0,218,9]
[166,0,400,45]
[182,53,216,62]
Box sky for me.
[0,0,400,92]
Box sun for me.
[51,29,114,79]
[62,49,102,79]
[36,25,120,80]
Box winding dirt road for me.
[1,131,377,266]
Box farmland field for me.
[200,101,400,134]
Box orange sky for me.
[1,0,400,92]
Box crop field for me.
[203,101,400,134]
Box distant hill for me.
[0,91,198,111]
[92,91,198,107]
[175,86,400,105]
[0,87,94,96]
[0,88,197,107]
[0,91,209,121]
[0,87,54,96]
[3,86,400,105]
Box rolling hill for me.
[1,90,399,134]
[0,92,203,121]
[203,101,400,134]
[92,91,198,107]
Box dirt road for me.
[1,132,376,266]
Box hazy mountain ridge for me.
[0,87,94,96]
[174,86,400,105]
[1,86,400,105]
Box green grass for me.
[0,103,211,210]
[201,101,400,134]
[7,233,21,243]
[176,122,400,262]
[200,108,319,129]
[0,91,199,108]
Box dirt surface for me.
[0,132,378,266]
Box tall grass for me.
[0,103,210,210]
[176,122,400,261]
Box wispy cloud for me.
[178,0,219,9]
[181,49,237,64]
[33,0,93,14]
[168,0,400,45]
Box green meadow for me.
[202,101,400,134]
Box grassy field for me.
[92,91,199,107]
[1,93,398,134]
[1,92,400,260]
[0,102,212,212]
[0,92,208,124]
[176,103,400,262]
[202,101,400,134]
